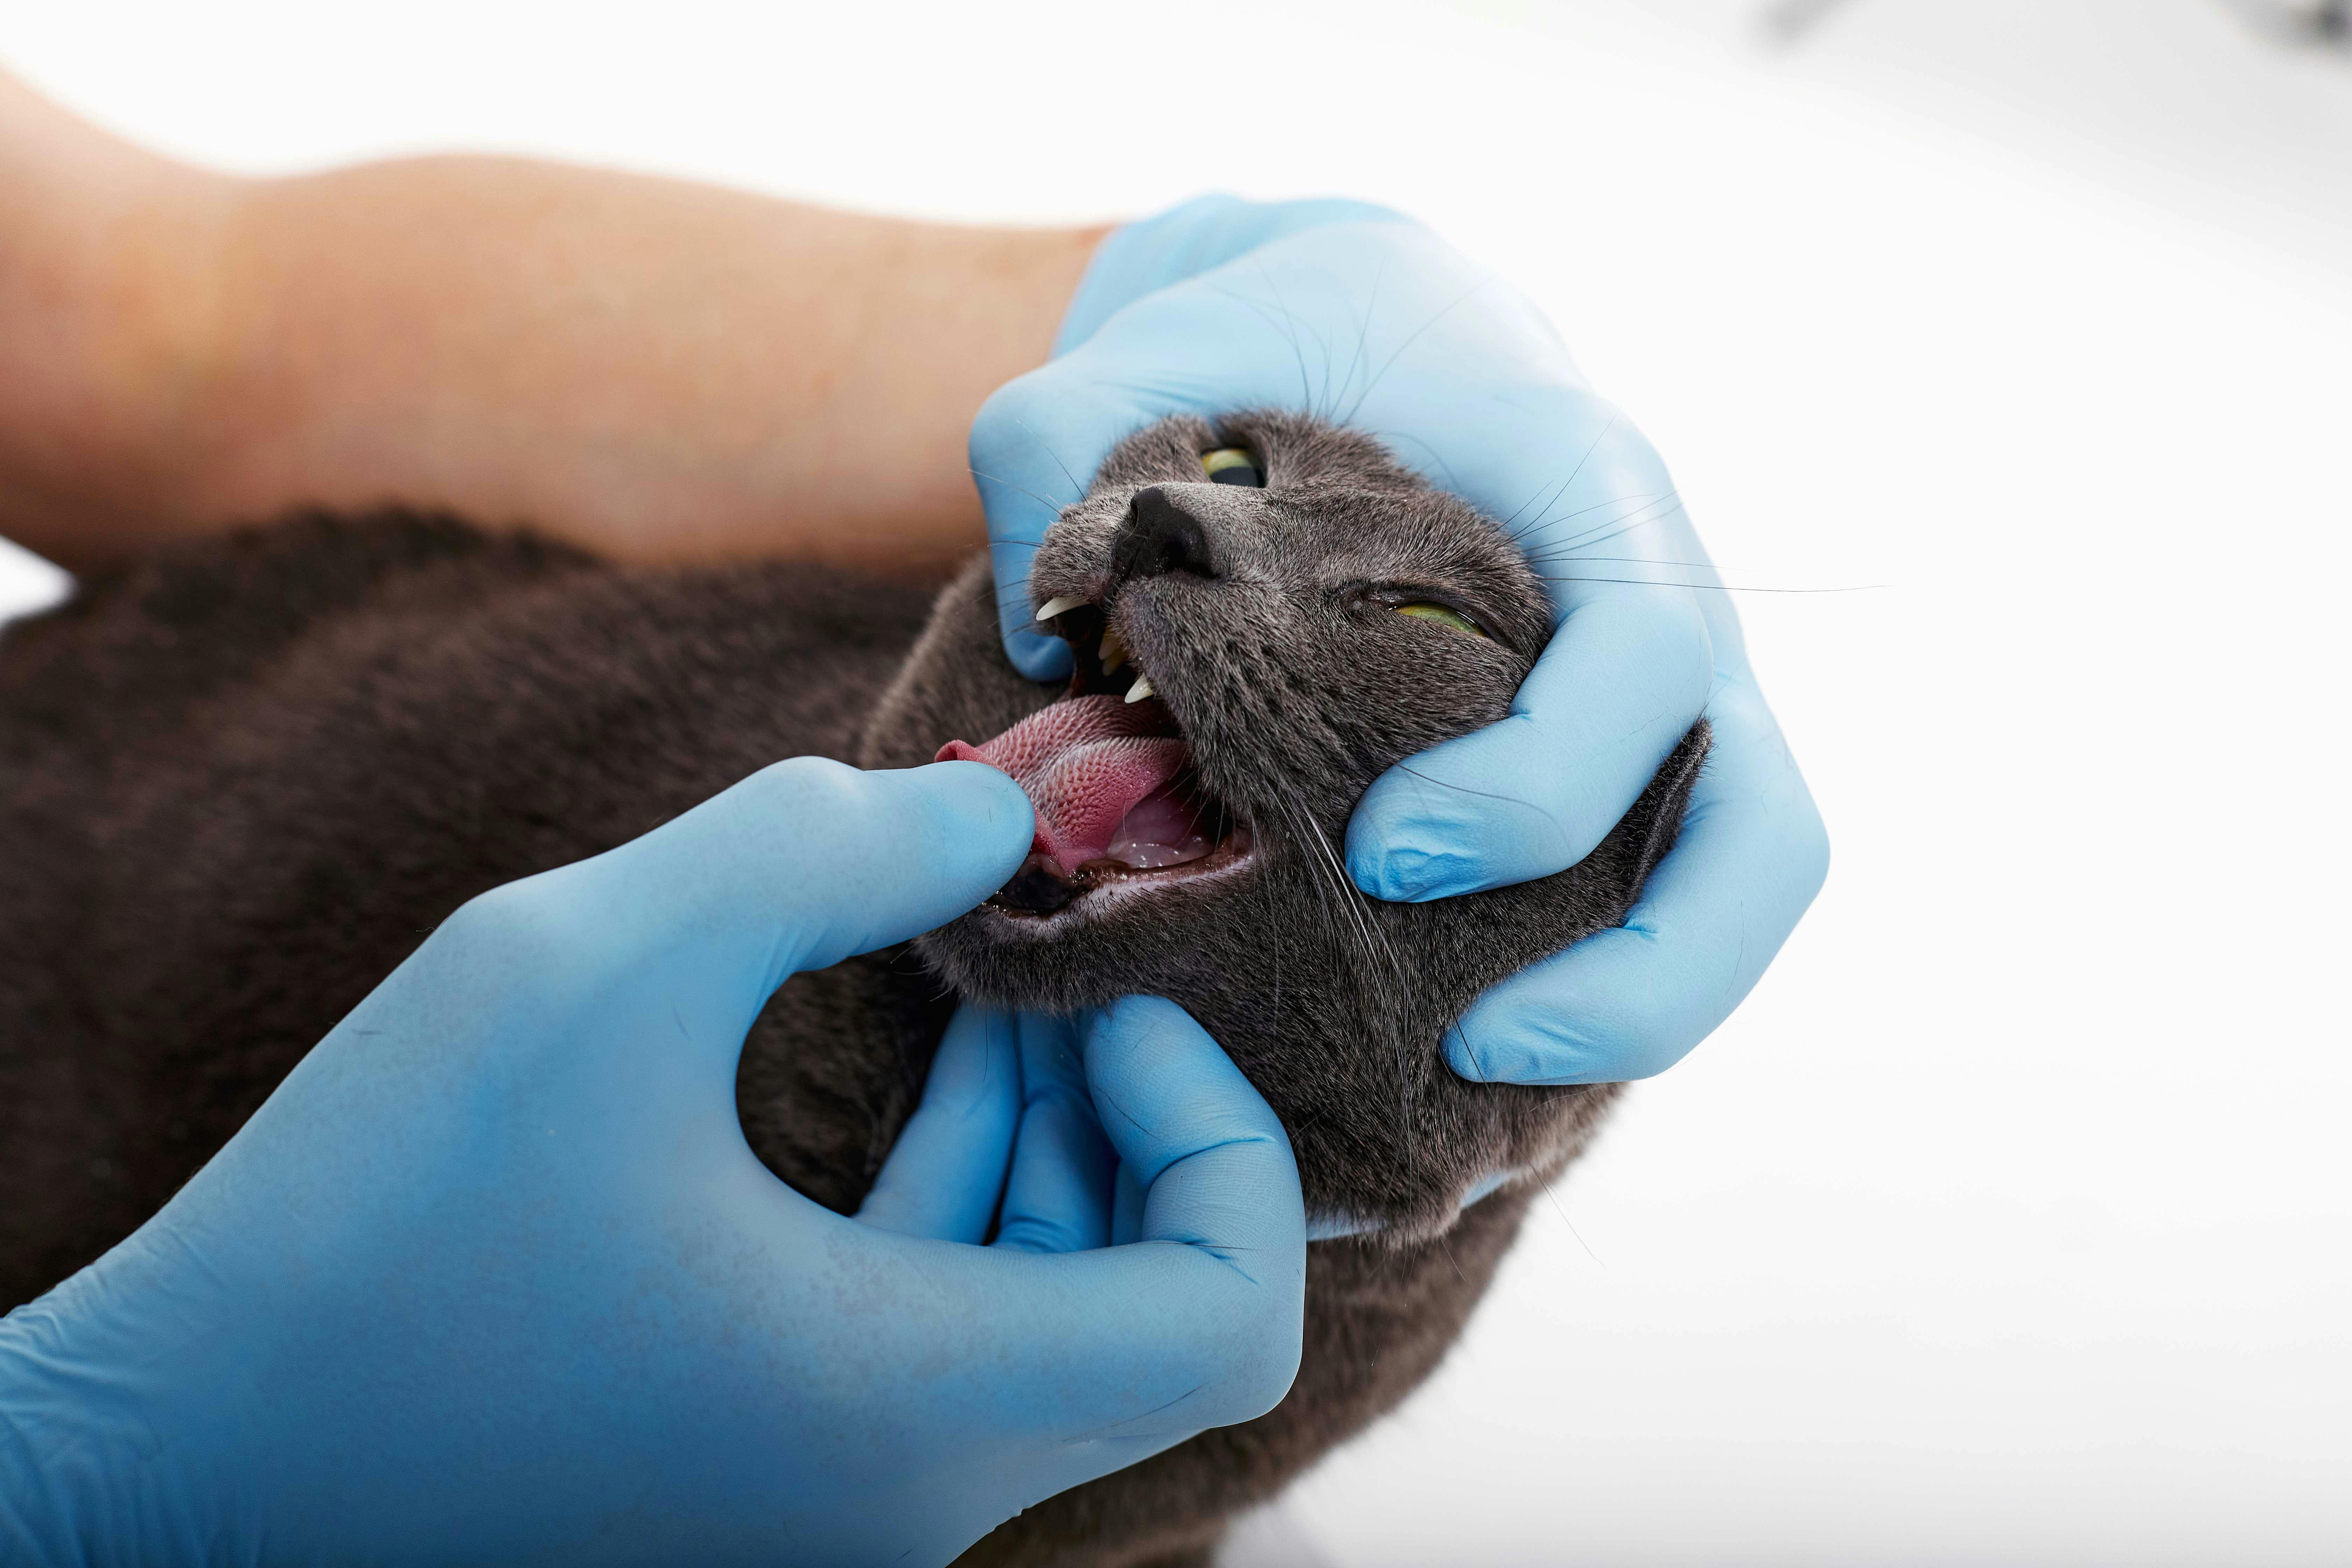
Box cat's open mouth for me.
[935,602,1253,917]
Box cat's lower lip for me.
[983,821,1256,919]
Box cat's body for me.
[0,415,1704,1566]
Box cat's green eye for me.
[1200,447,1263,487]
[1393,602,1486,638]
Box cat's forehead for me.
[1077,413,1525,567]
[1095,409,1429,489]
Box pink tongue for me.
[936,695,1193,877]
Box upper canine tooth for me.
[1034,595,1083,623]
[1098,627,1129,672]
[1123,675,1157,705]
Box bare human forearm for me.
[0,68,1104,576]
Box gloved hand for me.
[971,196,1829,1085]
[0,760,1304,1566]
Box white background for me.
[5,2,2348,1562]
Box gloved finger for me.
[431,758,1031,1084]
[1443,674,1829,1083]
[1054,193,1409,355]
[844,1000,1302,1497]
[584,756,1029,980]
[1081,999,1302,1260]
[1110,1160,1145,1247]
[941,1001,1308,1457]
[1037,996,1305,1433]
[855,1004,1021,1243]
[1345,584,1715,900]
[993,1012,1116,1253]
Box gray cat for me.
[0,411,1705,1567]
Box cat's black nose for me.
[1111,486,1218,588]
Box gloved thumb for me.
[566,757,1032,986]
[396,757,1032,1099]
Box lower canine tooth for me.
[1034,595,1083,622]
[1124,675,1157,704]
[1099,627,1128,672]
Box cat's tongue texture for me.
[936,695,1189,877]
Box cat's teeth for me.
[1098,627,1128,673]
[1034,595,1083,623]
[1123,675,1156,704]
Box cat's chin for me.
[983,820,1257,918]
[910,833,1265,1015]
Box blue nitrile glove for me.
[971,195,1829,1085]
[0,759,1304,1566]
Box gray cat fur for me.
[0,413,1705,1568]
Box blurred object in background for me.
[1565,0,2352,283]
[2214,0,2352,52]
[1758,0,1856,44]
[1773,0,2352,55]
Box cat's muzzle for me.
[935,600,1252,918]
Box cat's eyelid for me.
[1200,447,1264,488]
[1359,585,1491,631]
[1392,601,1488,639]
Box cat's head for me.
[862,412,1700,1241]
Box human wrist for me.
[863,215,1108,492]
[0,72,244,569]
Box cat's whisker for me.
[1270,792,1372,992]
[1376,428,1466,499]
[1305,810,1408,993]
[1434,1231,1469,1288]
[1007,415,1087,503]
[1498,467,1583,536]
[1540,1171,1605,1266]
[967,467,1074,519]
[1340,274,1501,428]
[1497,410,1625,540]
[1270,792,1414,1167]
[1512,554,1733,571]
[1521,516,1626,560]
[1269,784,1419,1177]
[1517,518,1685,572]
[1522,483,1671,525]
[1213,278,1319,415]
[1519,486,1685,549]
[1530,575,1886,594]
[1334,261,1384,425]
